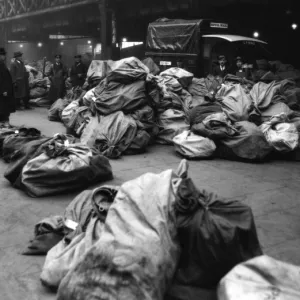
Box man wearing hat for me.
[10,51,30,109]
[70,54,87,88]
[0,48,16,126]
[212,55,229,78]
[47,54,68,103]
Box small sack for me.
[160,68,194,88]
[260,113,299,152]
[106,57,149,84]
[156,109,189,145]
[173,130,216,159]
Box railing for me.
[0,0,100,22]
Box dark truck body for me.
[145,18,271,77]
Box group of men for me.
[47,54,87,103]
[0,48,87,127]
[212,55,249,78]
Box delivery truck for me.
[145,18,272,77]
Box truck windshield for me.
[204,37,273,69]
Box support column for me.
[99,0,108,60]
[0,24,8,64]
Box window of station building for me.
[77,44,92,54]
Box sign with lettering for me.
[210,22,228,29]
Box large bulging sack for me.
[106,57,149,84]
[156,109,189,145]
[160,67,194,88]
[21,141,113,197]
[81,112,138,158]
[260,113,299,152]
[218,255,300,300]
[40,186,118,289]
[218,121,273,161]
[94,112,138,158]
[174,178,262,289]
[86,60,114,82]
[173,130,216,159]
[216,84,253,122]
[57,160,189,300]
[92,79,147,115]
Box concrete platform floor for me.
[1,107,300,300]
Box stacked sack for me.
[174,72,300,162]
[79,57,156,158]
[146,67,194,145]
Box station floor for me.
[1,107,300,300]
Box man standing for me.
[70,54,87,88]
[0,48,16,127]
[47,54,67,103]
[10,51,31,110]
[212,55,229,78]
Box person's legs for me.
[15,98,23,110]
[23,95,32,109]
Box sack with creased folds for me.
[260,113,299,152]
[57,160,189,300]
[21,140,113,197]
[218,255,300,300]
[173,130,216,159]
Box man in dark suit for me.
[10,51,30,110]
[212,55,229,78]
[70,54,87,88]
[47,54,68,103]
[0,48,16,126]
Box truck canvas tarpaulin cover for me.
[146,19,202,54]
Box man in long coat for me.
[47,54,68,103]
[10,51,30,109]
[0,48,16,126]
[70,54,87,88]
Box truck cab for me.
[145,18,272,77]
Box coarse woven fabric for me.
[92,79,147,115]
[21,142,113,197]
[174,178,262,289]
[56,160,189,300]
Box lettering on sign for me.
[160,61,172,66]
[210,22,228,29]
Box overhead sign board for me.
[49,35,86,40]
[210,22,228,29]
